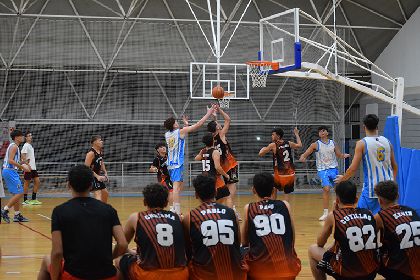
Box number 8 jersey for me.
[328,207,379,278]
[189,202,245,280]
[246,199,301,279]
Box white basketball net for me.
[249,64,272,88]
[218,96,230,109]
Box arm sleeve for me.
[110,207,121,227]
[51,207,61,232]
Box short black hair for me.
[164,117,176,131]
[318,126,329,132]
[363,114,379,131]
[272,128,284,139]
[68,165,93,193]
[202,133,214,147]
[25,131,31,137]
[143,183,169,208]
[207,121,217,133]
[375,180,398,202]
[335,181,357,205]
[10,129,23,140]
[253,173,274,198]
[155,142,166,150]
[193,175,216,201]
[90,135,102,144]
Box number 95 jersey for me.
[189,202,245,280]
[246,199,301,279]
[329,208,379,278]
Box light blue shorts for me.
[357,186,380,215]
[168,165,184,182]
[2,168,23,194]
[317,168,339,188]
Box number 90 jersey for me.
[189,202,245,280]
[134,210,187,269]
[329,208,379,278]
[273,140,295,175]
[246,199,301,278]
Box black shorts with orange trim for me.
[24,170,39,181]
[161,178,174,191]
[379,267,413,280]
[224,166,239,184]
[91,178,106,191]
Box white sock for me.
[3,206,9,211]
[173,203,181,215]
[232,205,237,211]
[14,211,20,215]
[323,209,328,215]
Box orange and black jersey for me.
[89,148,103,175]
[246,199,301,278]
[378,205,420,279]
[214,134,237,170]
[135,209,187,270]
[273,140,295,174]
[152,156,171,185]
[189,202,244,280]
[329,208,379,278]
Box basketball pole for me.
[216,0,221,87]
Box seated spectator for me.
[37,165,127,280]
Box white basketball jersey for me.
[3,143,20,170]
[362,136,393,192]
[315,139,338,171]
[165,129,185,169]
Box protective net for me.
[0,17,345,194]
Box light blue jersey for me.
[362,136,393,198]
[165,129,185,170]
[3,143,20,170]
[315,139,338,171]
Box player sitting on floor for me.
[183,175,246,280]
[242,172,301,280]
[374,180,420,280]
[115,183,188,280]
[308,180,379,280]
[37,165,127,280]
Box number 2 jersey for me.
[377,205,420,279]
[134,209,187,269]
[328,207,379,278]
[273,140,295,175]
[246,199,301,279]
[189,202,245,280]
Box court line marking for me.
[2,254,45,259]
[37,213,52,220]
[6,272,21,274]
[18,222,52,240]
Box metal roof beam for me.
[345,0,403,27]
[396,0,407,22]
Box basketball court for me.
[1,0,420,279]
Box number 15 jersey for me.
[189,202,245,280]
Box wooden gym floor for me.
[0,193,385,279]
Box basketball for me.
[212,86,225,99]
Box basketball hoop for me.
[246,61,279,88]
[217,92,232,109]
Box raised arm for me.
[217,107,231,139]
[334,140,364,183]
[299,142,317,162]
[180,105,216,137]
[259,142,276,157]
[289,127,302,150]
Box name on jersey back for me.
[144,213,176,220]
[393,211,413,220]
[200,208,226,215]
[340,213,372,225]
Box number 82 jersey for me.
[329,207,379,278]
